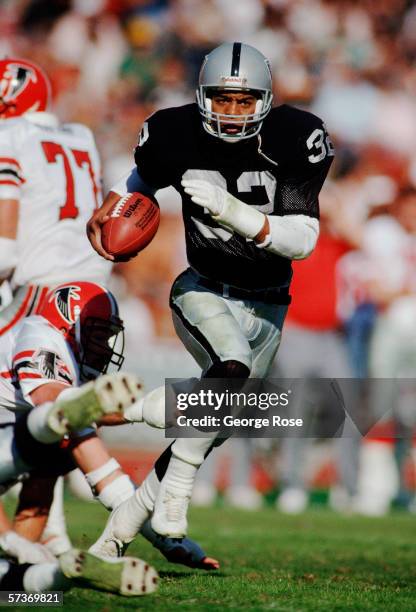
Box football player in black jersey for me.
[87,42,334,551]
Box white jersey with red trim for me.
[0,112,111,288]
[0,315,79,423]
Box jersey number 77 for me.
[41,141,100,220]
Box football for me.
[102,192,160,259]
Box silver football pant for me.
[170,269,288,377]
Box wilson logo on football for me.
[53,285,81,324]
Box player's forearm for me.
[182,179,319,259]
[212,192,319,259]
[262,214,319,259]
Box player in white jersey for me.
[0,279,162,595]
[0,282,141,531]
[0,57,111,334]
[0,57,110,556]
[0,280,218,569]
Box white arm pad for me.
[212,193,319,259]
[0,237,18,277]
[264,215,319,260]
[110,167,156,196]
[212,193,265,239]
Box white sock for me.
[41,477,72,556]
[172,436,214,466]
[111,470,159,541]
[162,456,198,496]
[27,403,61,444]
[97,475,135,510]
[23,563,70,592]
[43,477,66,537]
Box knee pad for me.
[205,359,250,379]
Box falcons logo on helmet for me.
[53,285,81,324]
[0,63,37,104]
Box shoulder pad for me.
[62,122,95,142]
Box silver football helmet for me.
[196,42,273,142]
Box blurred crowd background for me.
[3,0,416,517]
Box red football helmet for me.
[0,58,51,119]
[38,282,125,381]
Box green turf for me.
[63,499,416,610]
[8,497,416,610]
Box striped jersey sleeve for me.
[11,319,76,402]
[0,121,26,199]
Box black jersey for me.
[134,103,333,290]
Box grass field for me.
[22,497,415,611]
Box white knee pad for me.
[176,287,252,359]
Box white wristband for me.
[85,458,121,487]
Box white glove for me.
[182,179,265,239]
[0,530,57,564]
[182,179,227,215]
[124,386,165,429]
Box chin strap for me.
[257,134,278,167]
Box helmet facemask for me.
[197,86,272,142]
[75,314,125,382]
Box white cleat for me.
[88,505,134,559]
[151,486,190,538]
[47,373,144,436]
[60,548,158,596]
[89,489,150,559]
